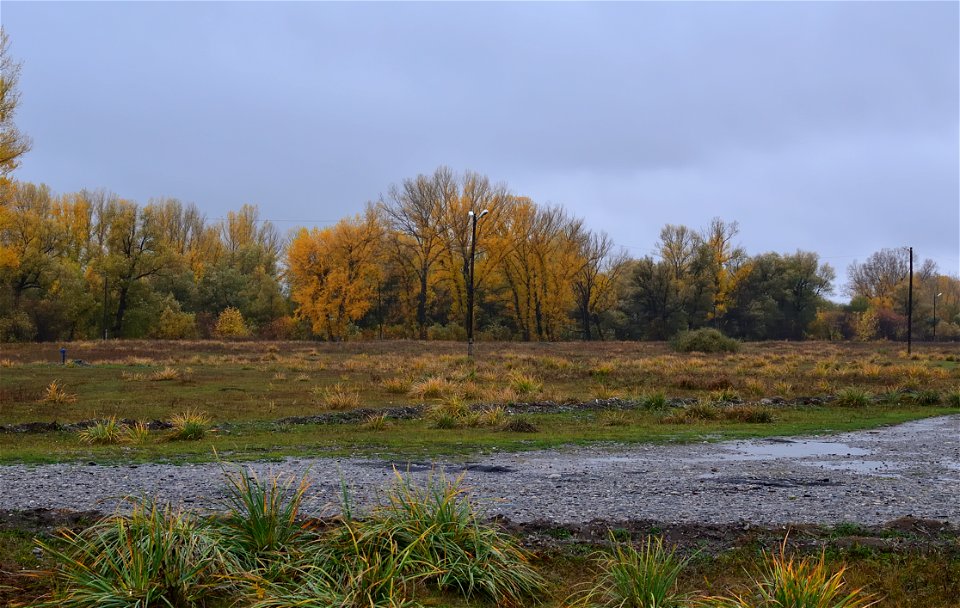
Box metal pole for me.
[907,247,913,354]
[102,277,109,340]
[933,292,941,342]
[467,212,477,357]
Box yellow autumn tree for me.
[287,207,383,340]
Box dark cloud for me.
[5,1,958,283]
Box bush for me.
[671,328,740,353]
[0,311,36,342]
[215,307,250,339]
[151,305,198,339]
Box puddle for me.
[729,440,871,460]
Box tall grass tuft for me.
[703,539,877,608]
[170,409,211,440]
[77,417,125,445]
[509,372,543,398]
[569,534,689,608]
[320,383,362,410]
[39,498,234,608]
[126,420,152,445]
[40,379,77,404]
[835,387,872,407]
[218,468,311,572]
[327,473,546,605]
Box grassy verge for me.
[1,405,955,464]
[0,472,957,608]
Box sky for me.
[3,1,959,295]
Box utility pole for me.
[466,209,489,357]
[933,291,942,342]
[907,247,913,354]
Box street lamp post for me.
[933,292,943,342]
[466,209,489,357]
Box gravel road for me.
[2,415,957,525]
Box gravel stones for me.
[0,415,956,526]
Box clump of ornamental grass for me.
[409,376,457,400]
[567,534,690,608]
[77,417,125,445]
[170,409,212,441]
[909,389,941,405]
[509,372,543,398]
[425,398,470,429]
[362,413,390,431]
[500,415,539,433]
[40,379,77,404]
[125,420,151,445]
[834,387,872,407]
[599,410,631,427]
[150,366,180,381]
[38,498,235,608]
[473,405,506,427]
[381,377,412,395]
[662,402,720,424]
[724,405,775,424]
[217,468,312,573]
[702,539,877,608]
[640,392,669,411]
[320,383,362,410]
[946,390,960,408]
[325,473,546,605]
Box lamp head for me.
[479,209,489,218]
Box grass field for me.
[1,339,958,463]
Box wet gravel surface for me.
[1,415,957,525]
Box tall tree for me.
[0,29,31,182]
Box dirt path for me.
[1,415,957,525]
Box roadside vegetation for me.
[1,469,955,607]
[1,341,957,463]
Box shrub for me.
[569,534,689,608]
[152,305,198,339]
[671,328,740,353]
[170,409,212,441]
[77,417,125,445]
[215,307,250,339]
[40,379,77,404]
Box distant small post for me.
[907,246,913,355]
[466,209,489,357]
[60,348,66,365]
[933,291,942,342]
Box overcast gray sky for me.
[4,1,959,291]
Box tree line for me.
[1,31,957,343]
[1,171,957,343]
